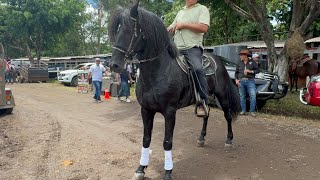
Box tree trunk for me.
[275,48,288,82]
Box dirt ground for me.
[1,83,320,180]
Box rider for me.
[167,0,210,117]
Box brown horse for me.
[289,55,320,92]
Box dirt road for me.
[1,83,320,180]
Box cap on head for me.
[95,58,101,61]
[252,53,259,58]
[239,49,252,57]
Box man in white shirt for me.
[88,58,106,103]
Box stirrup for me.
[195,100,209,117]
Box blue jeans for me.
[93,81,102,100]
[118,80,129,99]
[239,79,256,112]
[180,47,208,103]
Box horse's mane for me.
[108,6,178,59]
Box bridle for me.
[112,16,162,66]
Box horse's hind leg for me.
[134,108,155,180]
[197,116,209,147]
[162,109,176,180]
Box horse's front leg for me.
[222,107,233,146]
[134,108,155,180]
[197,116,209,147]
[162,109,176,180]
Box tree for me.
[224,0,320,81]
[0,0,87,63]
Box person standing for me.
[167,0,210,117]
[252,53,259,64]
[235,49,259,117]
[117,64,133,103]
[88,58,106,103]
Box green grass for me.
[260,92,320,120]
[47,79,60,84]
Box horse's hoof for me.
[224,143,234,150]
[197,140,205,147]
[162,170,172,180]
[133,172,145,180]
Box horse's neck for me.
[138,53,172,84]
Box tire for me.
[5,108,13,114]
[256,100,267,110]
[70,76,78,86]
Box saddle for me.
[291,55,311,71]
[176,53,217,76]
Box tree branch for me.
[299,0,320,34]
[289,0,305,33]
[224,0,254,20]
[245,0,262,22]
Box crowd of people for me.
[88,58,136,104]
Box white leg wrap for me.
[164,150,173,170]
[139,147,150,166]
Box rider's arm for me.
[175,23,208,33]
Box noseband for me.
[112,16,161,66]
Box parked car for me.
[58,63,95,86]
[299,75,320,106]
[207,53,289,110]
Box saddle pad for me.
[176,54,217,76]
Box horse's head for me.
[109,1,145,73]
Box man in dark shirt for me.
[235,49,259,117]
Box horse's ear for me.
[130,0,139,19]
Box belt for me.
[241,78,253,80]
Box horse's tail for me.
[225,78,241,121]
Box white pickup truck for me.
[58,63,95,86]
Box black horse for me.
[109,2,240,180]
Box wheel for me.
[5,108,13,114]
[70,76,78,86]
[256,100,267,110]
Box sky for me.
[86,0,98,9]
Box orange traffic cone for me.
[104,88,110,99]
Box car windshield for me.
[73,64,85,70]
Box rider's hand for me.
[236,79,240,87]
[175,23,185,30]
[167,26,175,33]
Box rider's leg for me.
[180,47,208,103]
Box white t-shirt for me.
[89,64,106,82]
